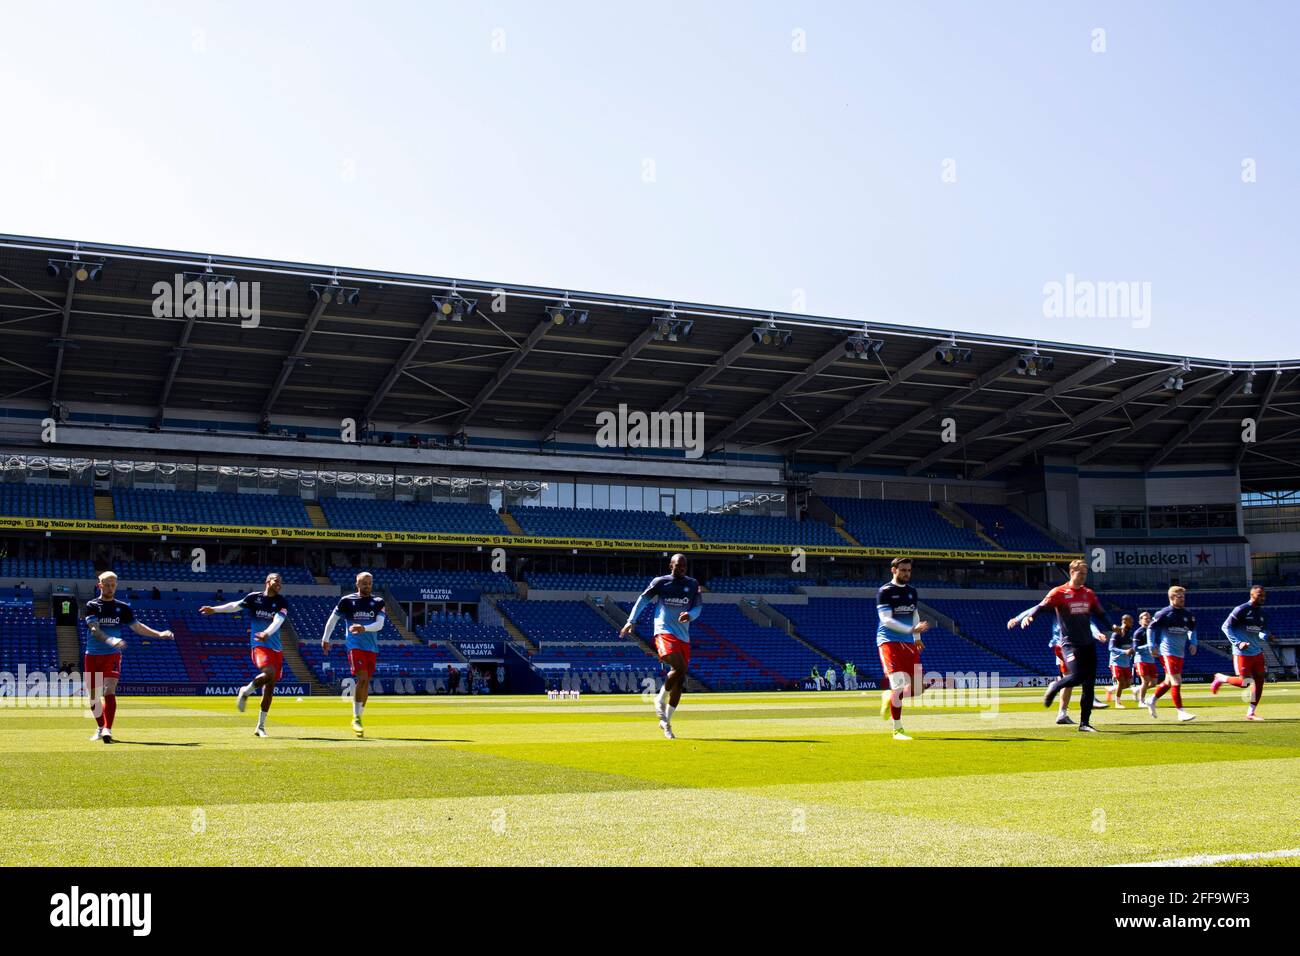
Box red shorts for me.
[879,641,920,676]
[83,653,122,681]
[655,634,690,669]
[1052,646,1068,675]
[1234,654,1266,680]
[1161,655,1184,677]
[348,648,378,677]
[1137,662,1160,678]
[252,646,284,681]
[1111,664,1132,681]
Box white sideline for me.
[1113,848,1300,867]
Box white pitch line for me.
[1114,847,1300,867]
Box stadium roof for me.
[2,234,1298,488]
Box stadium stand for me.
[326,567,514,593]
[959,503,1064,552]
[819,497,994,550]
[705,576,808,593]
[510,506,687,541]
[0,483,95,520]
[783,598,1032,680]
[498,599,624,643]
[112,488,312,527]
[318,498,507,535]
[111,561,315,586]
[415,619,510,647]
[679,512,842,546]
[524,572,648,592]
[0,558,95,581]
[0,600,58,673]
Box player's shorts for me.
[1137,662,1159,678]
[348,648,378,676]
[879,640,920,676]
[1052,646,1068,675]
[1233,654,1266,680]
[252,646,284,681]
[83,652,122,681]
[1161,655,1184,677]
[1110,664,1132,681]
[654,633,691,668]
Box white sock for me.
[665,704,675,721]
[655,686,669,709]
[893,719,903,731]
[1058,702,1068,715]
[241,681,256,697]
[257,710,267,729]
[353,701,364,719]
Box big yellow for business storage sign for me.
[0,515,1079,563]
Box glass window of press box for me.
[1094,503,1237,537]
[0,455,785,516]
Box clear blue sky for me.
[2,0,1297,360]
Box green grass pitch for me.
[2,686,1297,866]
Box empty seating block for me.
[0,558,96,581]
[326,568,513,593]
[820,497,993,551]
[524,572,649,592]
[783,598,1031,681]
[0,483,95,520]
[112,488,311,527]
[511,507,687,541]
[319,498,507,535]
[705,577,807,594]
[960,504,1065,552]
[111,561,315,586]
[680,513,842,546]
[0,604,58,672]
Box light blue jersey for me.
[83,597,134,656]
[1149,605,1197,658]
[1222,602,1267,656]
[1132,625,1157,665]
[876,582,918,646]
[628,574,702,642]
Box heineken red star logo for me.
[1196,549,1211,565]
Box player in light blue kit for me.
[622,553,701,739]
[322,571,387,737]
[1211,585,1273,720]
[201,572,290,736]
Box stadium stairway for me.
[382,595,423,645]
[93,493,114,521]
[1005,502,1078,550]
[499,511,526,535]
[278,619,326,693]
[937,502,1001,550]
[922,601,1040,674]
[692,622,785,689]
[673,518,700,540]
[834,526,860,546]
[56,624,80,670]
[305,502,329,529]
[752,600,839,665]
[483,595,536,651]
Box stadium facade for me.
[1,234,1298,694]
